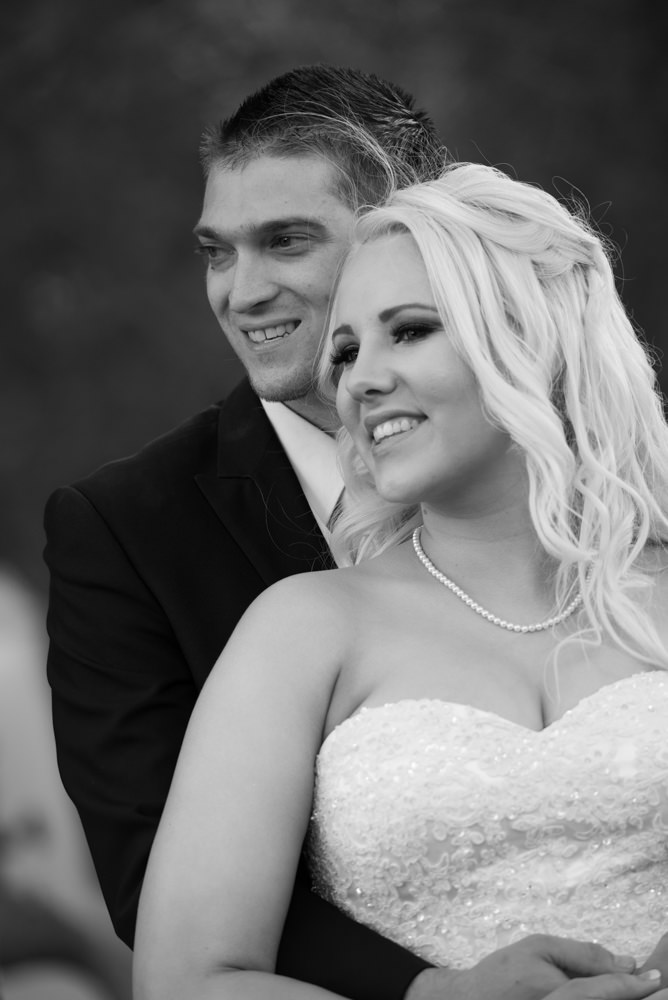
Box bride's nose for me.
[345,342,397,401]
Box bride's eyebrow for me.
[331,303,440,339]
[378,303,440,322]
[330,323,355,341]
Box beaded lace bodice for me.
[309,672,668,968]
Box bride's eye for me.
[329,344,359,368]
[328,344,358,385]
[393,322,440,343]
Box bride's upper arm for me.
[134,571,347,996]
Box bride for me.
[133,163,668,1000]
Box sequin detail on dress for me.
[308,672,668,968]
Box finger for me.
[641,934,668,973]
[549,971,665,998]
[537,936,637,976]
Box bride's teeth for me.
[372,418,419,443]
[247,321,298,343]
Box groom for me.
[44,66,642,1000]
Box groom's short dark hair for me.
[200,64,445,209]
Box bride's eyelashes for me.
[329,321,442,371]
[391,321,442,344]
[329,343,358,368]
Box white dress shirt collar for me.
[260,399,344,551]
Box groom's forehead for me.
[200,154,352,228]
[205,156,351,211]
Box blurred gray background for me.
[1,0,666,995]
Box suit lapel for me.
[196,380,333,586]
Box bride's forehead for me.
[335,235,431,310]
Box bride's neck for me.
[419,501,554,595]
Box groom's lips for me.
[242,320,301,343]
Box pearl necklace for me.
[411,527,582,634]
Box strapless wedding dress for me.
[309,671,668,967]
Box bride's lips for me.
[364,413,426,447]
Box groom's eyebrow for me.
[192,217,329,240]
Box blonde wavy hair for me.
[318,162,668,667]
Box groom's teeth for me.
[372,418,420,444]
[247,321,298,343]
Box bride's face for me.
[330,233,523,512]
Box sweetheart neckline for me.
[320,669,666,751]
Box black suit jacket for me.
[44,379,430,999]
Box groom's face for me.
[195,155,356,404]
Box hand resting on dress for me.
[405,935,667,1000]
[639,935,668,987]
[546,970,668,1000]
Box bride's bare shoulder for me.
[238,564,366,639]
[247,551,403,628]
